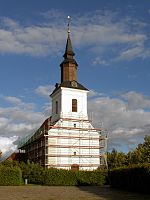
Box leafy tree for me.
[108,136,150,169]
[107,149,127,169]
[128,135,150,164]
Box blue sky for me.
[0,0,150,156]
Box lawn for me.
[0,186,149,200]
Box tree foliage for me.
[107,149,127,169]
[0,165,22,185]
[107,135,150,169]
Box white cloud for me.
[93,57,109,66]
[116,46,146,61]
[0,95,46,138]
[88,89,104,98]
[35,85,54,98]
[88,91,150,151]
[122,91,150,110]
[4,96,35,110]
[0,23,65,56]
[0,117,10,129]
[0,10,149,61]
[0,93,50,159]
[4,96,23,105]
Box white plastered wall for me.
[51,87,88,123]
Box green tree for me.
[107,149,127,169]
[128,135,150,164]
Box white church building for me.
[19,22,107,171]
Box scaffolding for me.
[45,113,107,170]
[18,114,108,170]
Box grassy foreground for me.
[0,186,149,200]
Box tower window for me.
[72,99,77,112]
[56,101,58,114]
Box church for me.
[19,21,107,170]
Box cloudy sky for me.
[0,0,150,157]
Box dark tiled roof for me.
[50,81,88,96]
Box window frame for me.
[72,99,77,112]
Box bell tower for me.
[60,17,78,83]
[50,16,88,123]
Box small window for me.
[56,101,58,114]
[74,124,76,128]
[72,99,77,112]
[74,152,76,156]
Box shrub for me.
[19,161,45,184]
[0,160,108,186]
[0,166,22,186]
[76,170,107,186]
[109,163,150,193]
[43,168,77,186]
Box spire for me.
[63,34,75,58]
[63,16,75,58]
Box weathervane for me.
[67,16,71,34]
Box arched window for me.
[72,99,77,112]
[56,101,58,114]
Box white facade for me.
[47,86,106,170]
[51,87,88,123]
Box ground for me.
[0,186,149,200]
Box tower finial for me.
[67,16,71,34]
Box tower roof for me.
[63,33,75,58]
[60,24,78,69]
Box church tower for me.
[47,18,107,170]
[50,20,88,124]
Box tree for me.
[107,149,127,169]
[128,135,150,164]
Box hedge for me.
[109,164,150,193]
[0,161,108,186]
[43,168,77,186]
[22,167,108,186]
[20,163,108,186]
[0,166,22,186]
[76,170,108,186]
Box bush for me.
[42,169,108,186]
[0,166,22,186]
[43,168,77,186]
[109,163,150,193]
[0,160,108,186]
[76,170,107,186]
[19,161,45,184]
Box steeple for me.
[63,34,75,59]
[60,16,78,83]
